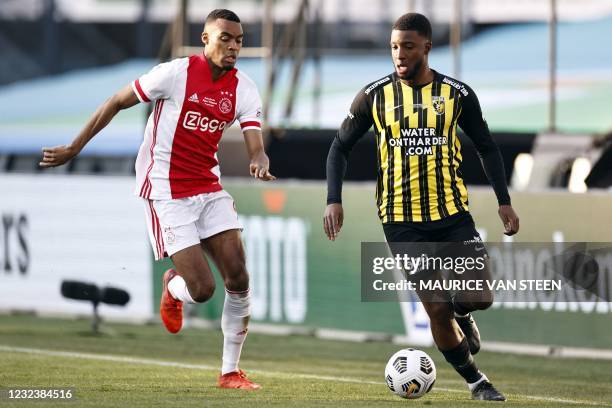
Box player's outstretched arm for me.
[39,84,140,168]
[457,86,519,236]
[325,136,350,241]
[243,129,276,181]
[324,87,373,241]
[325,135,350,241]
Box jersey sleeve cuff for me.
[240,120,261,131]
[497,196,511,206]
[132,79,151,103]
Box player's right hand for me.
[249,152,277,181]
[323,203,344,241]
[498,204,519,236]
[39,144,78,168]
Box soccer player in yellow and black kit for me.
[324,13,519,401]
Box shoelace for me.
[223,370,246,378]
[476,381,493,392]
[165,291,181,308]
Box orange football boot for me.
[218,370,261,390]
[160,269,183,334]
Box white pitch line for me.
[0,345,608,406]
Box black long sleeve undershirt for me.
[326,87,373,204]
[326,135,351,204]
[457,86,511,206]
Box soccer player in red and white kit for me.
[39,9,272,390]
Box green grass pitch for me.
[1,315,611,407]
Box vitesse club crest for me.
[432,96,445,115]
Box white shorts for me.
[143,190,242,260]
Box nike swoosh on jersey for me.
[385,104,403,112]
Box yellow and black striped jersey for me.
[327,70,510,223]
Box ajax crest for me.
[163,227,176,245]
[219,97,233,114]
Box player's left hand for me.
[498,205,519,236]
[249,153,276,181]
[39,144,79,168]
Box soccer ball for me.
[384,348,436,399]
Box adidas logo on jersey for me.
[188,93,199,103]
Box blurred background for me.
[1,0,611,355]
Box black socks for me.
[440,337,482,383]
[453,299,472,316]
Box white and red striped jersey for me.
[131,54,262,199]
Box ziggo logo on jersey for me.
[182,111,228,133]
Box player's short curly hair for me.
[392,13,432,40]
[206,9,241,24]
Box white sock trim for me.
[468,373,488,391]
[167,275,196,304]
[225,288,250,296]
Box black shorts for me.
[383,211,482,243]
[383,212,489,297]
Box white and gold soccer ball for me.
[384,348,436,399]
